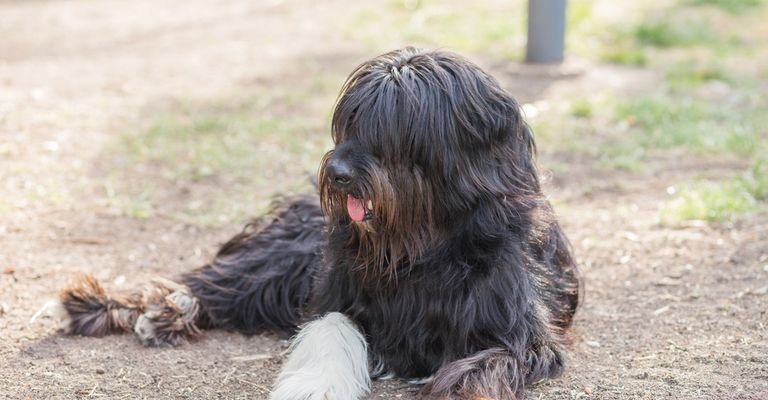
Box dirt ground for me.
[1,0,766,399]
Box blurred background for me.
[1,0,766,398]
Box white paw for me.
[271,312,370,400]
[270,373,332,400]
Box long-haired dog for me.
[57,47,580,399]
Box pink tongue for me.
[347,195,366,222]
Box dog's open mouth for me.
[347,195,373,222]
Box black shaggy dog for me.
[58,47,580,400]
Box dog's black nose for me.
[327,159,354,186]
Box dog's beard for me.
[318,155,437,282]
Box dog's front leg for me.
[423,344,563,400]
[270,312,370,400]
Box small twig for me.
[222,367,237,384]
[236,378,262,387]
[87,383,98,397]
[68,237,110,245]
[230,354,272,362]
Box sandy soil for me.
[1,0,766,399]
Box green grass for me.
[660,156,768,223]
[685,0,766,14]
[111,94,333,225]
[568,0,653,66]
[595,5,724,66]
[600,47,648,66]
[530,117,591,155]
[577,87,767,171]
[634,15,716,47]
[665,61,732,88]
[595,145,647,172]
[741,156,768,200]
[580,0,767,168]
[613,94,765,155]
[570,99,593,119]
[125,112,290,180]
[660,181,757,223]
[566,2,650,66]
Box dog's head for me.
[319,47,541,275]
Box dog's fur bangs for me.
[57,47,581,400]
[321,47,547,281]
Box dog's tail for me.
[58,273,144,337]
[58,274,205,346]
[183,194,326,335]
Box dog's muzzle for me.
[325,158,373,222]
[327,158,355,188]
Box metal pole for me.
[526,0,567,64]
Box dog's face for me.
[318,47,539,274]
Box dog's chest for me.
[354,281,467,378]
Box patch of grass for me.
[685,0,766,14]
[600,47,648,66]
[123,192,155,219]
[665,61,732,88]
[660,181,757,223]
[529,116,592,155]
[595,145,647,172]
[570,99,593,118]
[634,16,716,47]
[538,0,766,178]
[595,5,727,66]
[102,181,155,219]
[660,156,768,223]
[741,156,768,200]
[125,112,291,180]
[567,1,627,63]
[112,93,332,225]
[614,94,764,155]
[591,22,653,66]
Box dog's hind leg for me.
[132,277,204,346]
[182,194,326,336]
